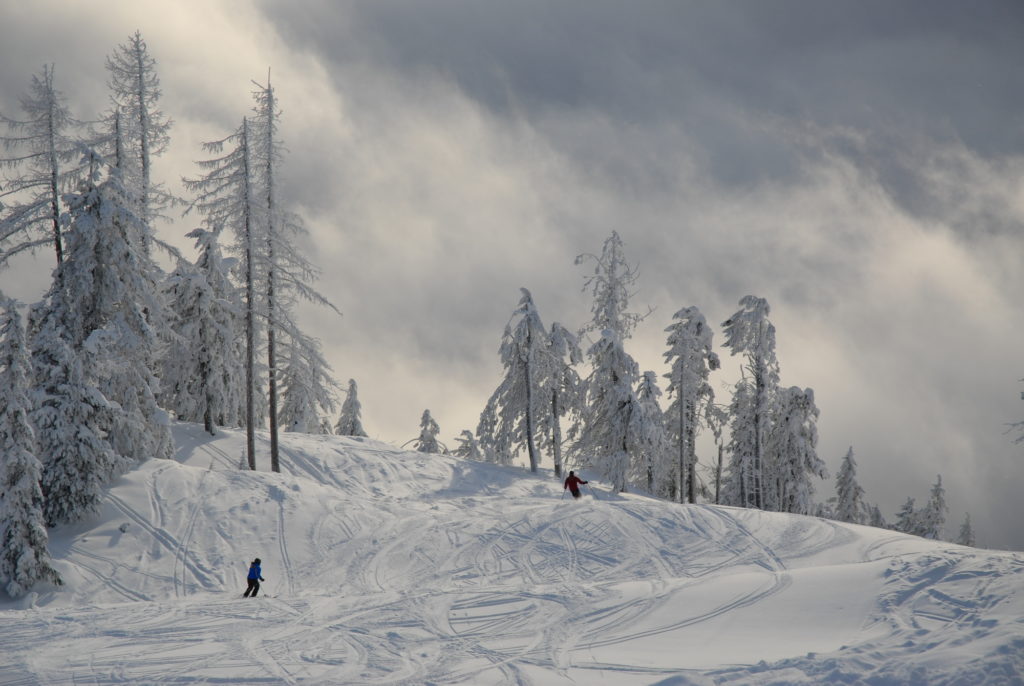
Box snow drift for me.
[1,423,1021,685]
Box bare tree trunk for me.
[524,328,537,473]
[551,390,563,478]
[242,119,256,471]
[264,84,280,474]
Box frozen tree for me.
[250,75,337,472]
[160,227,245,434]
[30,302,120,527]
[834,446,867,524]
[476,398,510,465]
[893,497,919,536]
[572,232,646,492]
[482,289,549,473]
[663,305,720,503]
[957,513,976,547]
[536,322,582,478]
[278,329,338,434]
[575,330,640,492]
[867,504,887,529]
[918,475,948,540]
[452,430,484,461]
[335,379,368,437]
[54,158,171,464]
[721,296,779,509]
[768,387,827,515]
[104,31,175,230]
[0,64,87,267]
[413,409,442,454]
[183,117,263,469]
[631,371,673,494]
[0,299,62,597]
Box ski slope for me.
[1,422,1021,685]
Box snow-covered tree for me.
[413,409,442,454]
[55,159,171,464]
[160,227,245,434]
[250,76,337,472]
[768,387,827,515]
[957,513,976,547]
[536,322,582,478]
[721,296,779,509]
[631,371,673,493]
[278,329,338,434]
[867,504,887,529]
[30,302,119,527]
[452,430,484,461]
[476,398,510,465]
[0,64,85,267]
[834,446,866,524]
[104,31,174,230]
[663,305,720,503]
[575,330,640,492]
[918,475,948,540]
[893,497,919,536]
[572,232,646,492]
[183,117,263,469]
[482,288,549,473]
[335,379,368,437]
[0,298,62,597]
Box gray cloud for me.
[2,1,1023,550]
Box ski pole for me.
[586,484,599,500]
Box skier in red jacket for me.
[563,471,588,499]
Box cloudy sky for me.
[2,0,1024,550]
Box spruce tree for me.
[835,446,866,524]
[335,379,368,437]
[663,306,719,503]
[0,299,62,597]
[413,409,442,454]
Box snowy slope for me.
[1,423,1021,685]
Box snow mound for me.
[1,422,1021,685]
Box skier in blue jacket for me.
[243,558,265,597]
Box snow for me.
[1,422,1021,685]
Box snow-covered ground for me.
[1,423,1021,685]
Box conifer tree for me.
[663,305,719,503]
[160,227,245,434]
[572,232,646,491]
[919,475,948,540]
[413,409,442,454]
[632,371,673,493]
[482,289,549,473]
[278,329,337,434]
[768,386,826,514]
[957,513,976,547]
[335,379,368,437]
[0,64,85,267]
[104,31,174,231]
[0,299,62,597]
[894,497,919,536]
[536,322,582,478]
[721,296,779,509]
[835,446,866,524]
[452,430,484,461]
[183,117,263,468]
[30,302,119,527]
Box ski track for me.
[7,428,1022,685]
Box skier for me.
[563,471,589,499]
[243,558,265,597]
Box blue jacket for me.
[247,563,262,580]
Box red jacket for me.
[564,475,588,492]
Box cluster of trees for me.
[460,232,972,543]
[0,33,360,597]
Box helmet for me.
[254,558,261,564]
